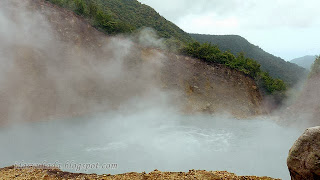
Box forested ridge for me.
[190,34,308,86]
[45,0,192,43]
[45,0,293,96]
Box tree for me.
[74,0,87,16]
[310,55,320,77]
[87,1,98,17]
[94,10,112,28]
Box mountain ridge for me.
[291,55,316,70]
[45,0,192,43]
[190,33,308,86]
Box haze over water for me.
[0,109,302,179]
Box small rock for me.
[252,85,257,90]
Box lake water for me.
[0,109,302,179]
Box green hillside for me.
[46,0,192,43]
[45,0,293,96]
[190,34,308,86]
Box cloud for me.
[138,0,320,60]
[138,0,243,22]
[138,0,320,29]
[177,13,240,35]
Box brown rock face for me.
[287,126,320,180]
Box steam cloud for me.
[0,1,309,180]
[0,0,174,125]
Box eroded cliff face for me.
[156,51,263,117]
[0,0,264,125]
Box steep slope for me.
[45,0,192,43]
[159,53,263,117]
[291,55,316,70]
[0,0,264,125]
[190,34,308,86]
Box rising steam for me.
[0,1,311,180]
[0,0,174,125]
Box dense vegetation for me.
[181,42,287,94]
[310,56,320,77]
[45,0,192,42]
[190,34,308,87]
[46,0,289,96]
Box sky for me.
[137,0,320,61]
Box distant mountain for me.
[190,34,308,86]
[291,55,316,70]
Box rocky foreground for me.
[287,126,320,179]
[0,166,279,180]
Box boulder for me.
[287,126,320,180]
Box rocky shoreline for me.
[0,166,279,180]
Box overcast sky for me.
[137,0,320,61]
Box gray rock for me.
[287,126,320,180]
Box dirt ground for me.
[0,166,280,180]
